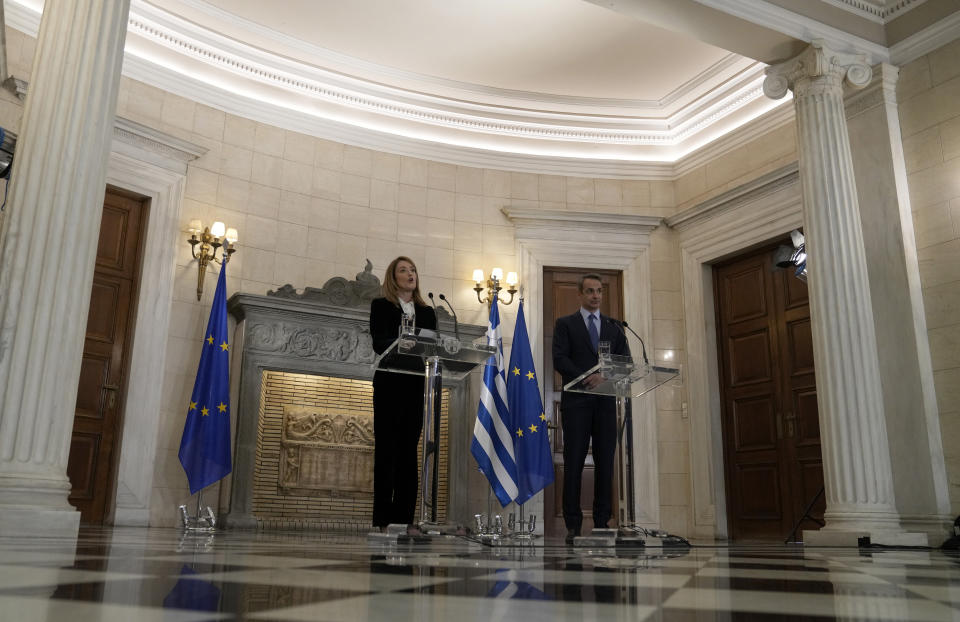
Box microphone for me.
[427,292,441,334]
[437,293,460,342]
[608,318,649,365]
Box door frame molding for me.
[106,118,205,525]
[504,208,662,527]
[666,163,802,539]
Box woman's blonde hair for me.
[382,256,427,306]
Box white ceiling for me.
[6,0,949,176]
[174,0,730,102]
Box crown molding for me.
[503,208,662,232]
[503,208,663,248]
[4,0,786,172]
[693,0,891,63]
[819,0,928,24]
[159,0,750,115]
[123,3,772,147]
[889,9,960,64]
[672,101,795,177]
[112,117,208,174]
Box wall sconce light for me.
[473,267,518,306]
[187,220,238,300]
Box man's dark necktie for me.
[588,313,599,352]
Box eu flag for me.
[507,300,554,505]
[178,265,232,494]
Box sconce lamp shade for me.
[188,219,203,234]
[225,228,239,243]
[211,221,226,238]
[473,266,519,306]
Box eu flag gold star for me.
[516,428,523,437]
[528,424,538,433]
[188,401,197,411]
[217,402,227,413]
[526,370,535,380]
[539,413,546,421]
[201,406,210,417]
[206,335,214,345]
[220,341,229,352]
[512,367,520,376]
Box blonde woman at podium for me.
[369,256,437,535]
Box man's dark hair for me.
[578,273,603,292]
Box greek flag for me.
[470,293,519,506]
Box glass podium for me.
[370,324,494,539]
[564,353,680,547]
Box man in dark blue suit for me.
[552,273,629,542]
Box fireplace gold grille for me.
[252,370,449,529]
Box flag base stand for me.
[571,526,690,549]
[178,489,216,532]
[367,523,466,545]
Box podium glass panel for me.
[371,326,493,531]
[562,353,679,542]
[372,328,495,380]
[563,353,679,399]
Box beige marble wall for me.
[674,122,798,211]
[898,37,960,516]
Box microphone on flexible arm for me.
[607,317,649,365]
[437,294,460,343]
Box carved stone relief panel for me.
[279,405,375,494]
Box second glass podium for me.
[564,352,679,546]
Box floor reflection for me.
[0,527,958,621]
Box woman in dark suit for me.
[369,256,436,533]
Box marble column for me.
[0,0,132,537]
[764,41,923,546]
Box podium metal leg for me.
[571,394,646,548]
[616,395,639,533]
[420,356,442,525]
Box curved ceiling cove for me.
[9,0,795,176]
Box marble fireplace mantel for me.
[222,263,485,529]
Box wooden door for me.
[714,240,823,541]
[542,267,623,537]
[67,187,146,524]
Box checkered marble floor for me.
[1,527,959,621]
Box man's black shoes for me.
[565,528,580,544]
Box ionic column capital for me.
[764,39,872,99]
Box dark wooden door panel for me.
[731,396,778,451]
[68,187,146,524]
[727,329,774,387]
[67,433,101,500]
[542,267,623,538]
[736,463,783,519]
[715,239,823,541]
[722,265,769,323]
[86,279,123,343]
